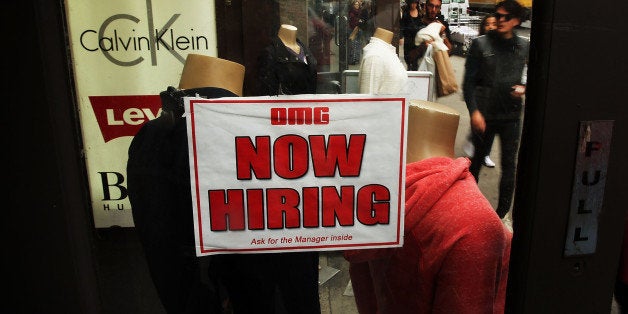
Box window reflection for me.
[92,0,532,312]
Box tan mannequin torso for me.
[178,54,245,96]
[277,24,301,54]
[406,100,460,163]
[372,27,394,44]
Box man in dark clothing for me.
[401,0,452,70]
[462,0,529,219]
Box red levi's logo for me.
[270,107,329,125]
[89,95,162,142]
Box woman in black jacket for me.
[400,0,423,70]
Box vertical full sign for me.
[65,0,216,227]
[564,120,614,256]
[185,95,408,255]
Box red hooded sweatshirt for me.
[344,157,512,313]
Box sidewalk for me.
[398,46,512,230]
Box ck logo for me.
[78,0,210,66]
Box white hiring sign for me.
[185,94,408,256]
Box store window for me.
[63,0,532,312]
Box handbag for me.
[433,49,459,96]
[417,45,434,72]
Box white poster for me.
[65,0,217,227]
[185,94,408,255]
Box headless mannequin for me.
[372,27,394,44]
[406,100,459,162]
[178,54,245,95]
[127,54,244,313]
[348,100,460,313]
[347,100,511,313]
[277,24,301,54]
[259,24,317,95]
[358,27,407,94]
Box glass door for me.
[306,0,377,93]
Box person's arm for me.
[441,22,453,53]
[511,61,528,98]
[443,36,453,53]
[463,38,485,133]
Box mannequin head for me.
[277,24,300,53]
[178,54,245,96]
[372,27,394,44]
[406,100,459,163]
[278,24,297,42]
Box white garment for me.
[358,37,408,94]
[417,44,437,99]
[415,22,449,52]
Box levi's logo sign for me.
[89,95,162,142]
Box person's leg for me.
[404,51,412,70]
[495,119,522,218]
[483,132,497,167]
[470,125,494,181]
[485,132,496,156]
[405,56,417,71]
[463,130,475,157]
[616,279,628,313]
[615,218,628,313]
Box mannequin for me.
[258,24,317,96]
[277,24,300,54]
[179,53,245,96]
[127,54,244,313]
[358,27,408,94]
[345,100,512,313]
[372,27,394,44]
[222,29,321,313]
[406,100,459,162]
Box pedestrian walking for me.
[347,0,366,65]
[462,0,529,219]
[462,13,498,168]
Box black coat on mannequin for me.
[127,87,237,313]
[258,36,318,96]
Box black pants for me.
[470,118,522,218]
[216,252,321,314]
[466,128,495,157]
[404,55,418,71]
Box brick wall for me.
[277,0,309,41]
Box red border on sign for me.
[189,97,406,254]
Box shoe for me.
[483,156,496,168]
[463,141,474,157]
